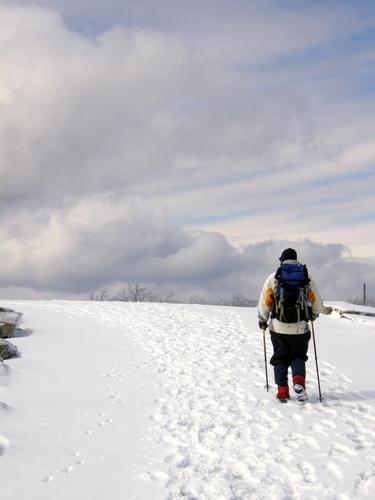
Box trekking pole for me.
[262,327,270,392]
[310,320,323,402]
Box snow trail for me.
[2,300,375,499]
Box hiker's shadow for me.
[13,328,33,338]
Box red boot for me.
[293,375,305,393]
[276,385,290,401]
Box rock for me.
[0,339,19,360]
[0,308,23,339]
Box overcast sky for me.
[0,0,374,301]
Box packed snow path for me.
[1,301,375,499]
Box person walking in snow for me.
[257,248,324,401]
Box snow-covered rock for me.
[0,308,23,338]
[327,301,375,321]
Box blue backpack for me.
[272,263,311,323]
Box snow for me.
[1,300,375,499]
[328,301,375,318]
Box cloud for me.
[0,195,373,301]
[0,2,374,300]
[0,195,240,294]
[0,6,190,208]
[1,1,373,215]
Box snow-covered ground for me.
[1,300,375,499]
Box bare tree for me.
[89,286,257,307]
[347,296,375,307]
[159,292,176,303]
[229,293,255,307]
[113,289,130,302]
[189,294,212,305]
[89,289,111,301]
[188,292,256,307]
[127,283,156,302]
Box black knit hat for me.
[279,248,297,262]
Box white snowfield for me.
[1,300,375,500]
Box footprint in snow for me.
[356,470,375,496]
[0,401,10,411]
[299,461,316,483]
[326,461,344,481]
[0,434,10,455]
[42,476,54,483]
[320,419,337,429]
[347,431,370,450]
[338,374,353,384]
[71,451,84,464]
[329,442,357,458]
[98,418,113,426]
[62,466,74,474]
[321,361,336,370]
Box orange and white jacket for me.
[257,260,324,335]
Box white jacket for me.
[257,260,324,335]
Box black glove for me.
[311,313,319,322]
[259,320,268,330]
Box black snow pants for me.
[270,330,311,386]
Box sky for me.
[0,0,374,301]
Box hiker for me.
[257,248,324,401]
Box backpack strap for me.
[303,264,310,285]
[273,266,284,319]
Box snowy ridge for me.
[1,300,375,499]
[328,302,375,319]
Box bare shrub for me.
[89,286,256,307]
[347,296,375,307]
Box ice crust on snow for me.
[0,300,375,499]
